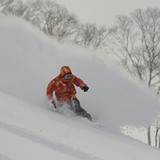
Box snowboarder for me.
[46,66,92,121]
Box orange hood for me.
[60,66,72,77]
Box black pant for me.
[69,98,87,116]
[58,98,92,120]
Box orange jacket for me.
[46,66,87,102]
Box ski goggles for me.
[63,73,72,79]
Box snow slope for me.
[0,15,160,159]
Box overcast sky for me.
[54,0,160,27]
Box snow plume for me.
[0,16,160,131]
[1,15,160,160]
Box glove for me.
[51,100,57,109]
[81,86,89,92]
[48,100,57,111]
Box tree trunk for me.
[147,126,151,145]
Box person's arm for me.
[73,75,89,92]
[46,79,56,100]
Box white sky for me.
[54,0,160,27]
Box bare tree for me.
[37,1,78,40]
[109,15,144,79]
[1,0,27,17]
[147,126,151,146]
[0,0,13,8]
[109,8,160,93]
[154,120,160,147]
[22,1,42,26]
[132,8,160,91]
[1,0,78,41]
[74,23,109,49]
[92,26,109,49]
[74,23,96,47]
[159,135,160,148]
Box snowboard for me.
[49,104,92,121]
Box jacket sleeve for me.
[72,75,87,89]
[46,79,56,100]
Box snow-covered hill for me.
[0,16,160,160]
